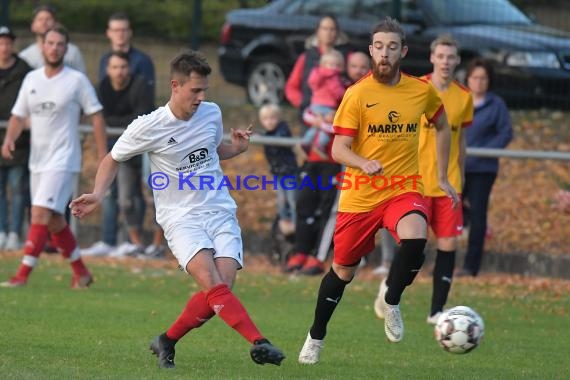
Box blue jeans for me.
[100,142,146,245]
[0,164,29,234]
[276,175,297,221]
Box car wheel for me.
[246,60,286,106]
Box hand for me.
[1,139,15,160]
[69,193,101,219]
[230,124,253,153]
[360,160,383,175]
[439,180,460,209]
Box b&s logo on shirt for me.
[32,102,56,117]
[176,148,213,172]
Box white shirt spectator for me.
[19,42,86,74]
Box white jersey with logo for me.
[111,102,237,230]
[11,66,103,173]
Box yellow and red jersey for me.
[333,72,443,212]
[418,75,473,196]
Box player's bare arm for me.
[217,124,253,160]
[70,153,119,218]
[433,110,459,207]
[90,111,108,163]
[332,134,383,175]
[1,115,26,160]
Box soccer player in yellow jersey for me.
[299,18,459,365]
[414,34,473,325]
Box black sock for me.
[385,238,426,305]
[161,332,178,347]
[309,268,351,340]
[431,249,455,316]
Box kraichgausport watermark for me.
[147,172,422,191]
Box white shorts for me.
[165,210,244,273]
[30,171,78,214]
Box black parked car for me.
[218,0,570,108]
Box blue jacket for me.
[98,47,155,100]
[465,92,513,173]
[263,121,298,176]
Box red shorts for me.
[333,192,427,266]
[424,195,463,238]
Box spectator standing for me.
[98,12,155,96]
[458,58,512,277]
[1,27,106,288]
[298,17,457,364]
[284,15,347,276]
[19,5,86,73]
[0,26,32,251]
[70,50,285,368]
[285,14,349,120]
[81,51,154,258]
[82,12,158,257]
[258,104,298,236]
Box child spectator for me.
[301,49,346,158]
[258,104,298,236]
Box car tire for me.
[246,58,286,106]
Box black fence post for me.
[191,0,202,50]
[0,0,10,26]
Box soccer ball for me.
[434,306,484,354]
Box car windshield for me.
[421,0,532,25]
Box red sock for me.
[52,225,89,276]
[205,284,264,344]
[14,224,49,280]
[166,291,215,340]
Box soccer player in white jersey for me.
[1,26,107,288]
[70,50,285,368]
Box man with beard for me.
[298,17,458,364]
[1,26,107,288]
[372,34,473,325]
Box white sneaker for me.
[110,242,144,257]
[374,278,388,319]
[139,244,166,259]
[381,296,404,343]
[4,232,21,250]
[427,311,442,325]
[372,265,389,276]
[298,333,324,364]
[0,232,7,250]
[81,241,115,257]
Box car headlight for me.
[505,52,560,69]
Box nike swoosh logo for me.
[442,276,452,283]
[413,202,427,209]
[326,297,340,304]
[366,102,379,108]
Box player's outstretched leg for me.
[250,338,286,366]
[149,333,176,369]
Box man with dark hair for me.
[19,5,86,73]
[1,27,107,288]
[84,50,154,258]
[70,50,285,369]
[98,12,155,95]
[0,26,32,251]
[82,12,158,258]
[298,17,457,364]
